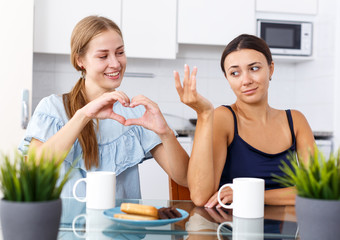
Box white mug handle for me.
[217,221,233,240]
[73,178,87,202]
[72,214,87,238]
[217,183,234,209]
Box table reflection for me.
[58,198,298,240]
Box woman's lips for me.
[242,87,258,95]
[104,72,120,80]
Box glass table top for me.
[59,198,299,239]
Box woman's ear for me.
[76,55,84,69]
[269,61,274,80]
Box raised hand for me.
[124,95,171,136]
[174,64,213,115]
[81,91,130,125]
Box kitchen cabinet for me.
[178,0,256,46]
[34,0,122,54]
[34,0,177,59]
[0,0,33,153]
[121,0,177,59]
[256,0,318,15]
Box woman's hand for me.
[174,64,213,115]
[81,91,130,125]
[205,207,233,223]
[204,187,233,209]
[124,95,171,136]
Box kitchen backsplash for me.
[32,1,337,133]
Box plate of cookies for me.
[103,203,189,227]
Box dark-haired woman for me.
[19,16,189,198]
[174,34,315,207]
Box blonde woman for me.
[19,16,189,198]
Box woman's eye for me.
[117,51,125,56]
[251,66,259,71]
[99,56,107,59]
[231,71,239,76]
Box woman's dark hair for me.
[220,34,272,75]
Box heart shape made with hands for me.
[102,95,168,135]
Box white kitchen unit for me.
[178,0,256,45]
[121,0,177,59]
[0,0,33,154]
[256,0,318,15]
[139,137,192,200]
[34,0,122,54]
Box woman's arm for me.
[174,65,229,206]
[265,187,296,205]
[122,95,190,186]
[30,108,91,159]
[291,110,315,163]
[264,110,314,205]
[150,132,190,187]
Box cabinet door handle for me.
[21,89,29,129]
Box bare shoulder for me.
[214,106,234,127]
[290,109,314,140]
[214,106,235,140]
[289,109,315,162]
[290,109,310,127]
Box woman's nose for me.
[242,73,253,85]
[108,56,120,68]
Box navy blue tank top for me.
[219,106,296,190]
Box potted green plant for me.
[0,150,73,240]
[273,146,340,240]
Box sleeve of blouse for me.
[18,97,65,154]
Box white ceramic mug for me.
[72,209,113,240]
[217,217,264,240]
[73,171,116,209]
[217,177,264,218]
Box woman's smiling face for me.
[224,49,274,104]
[78,29,127,94]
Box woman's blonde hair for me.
[63,16,123,170]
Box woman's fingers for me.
[109,112,126,125]
[129,95,156,110]
[174,71,184,97]
[216,207,232,219]
[124,118,141,126]
[183,64,190,87]
[204,188,233,209]
[107,91,130,107]
[216,187,233,209]
[174,64,199,105]
[205,191,219,208]
[115,91,131,107]
[190,67,198,92]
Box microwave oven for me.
[257,19,313,56]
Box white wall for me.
[294,0,337,133]
[333,0,340,149]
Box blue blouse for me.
[19,94,164,199]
